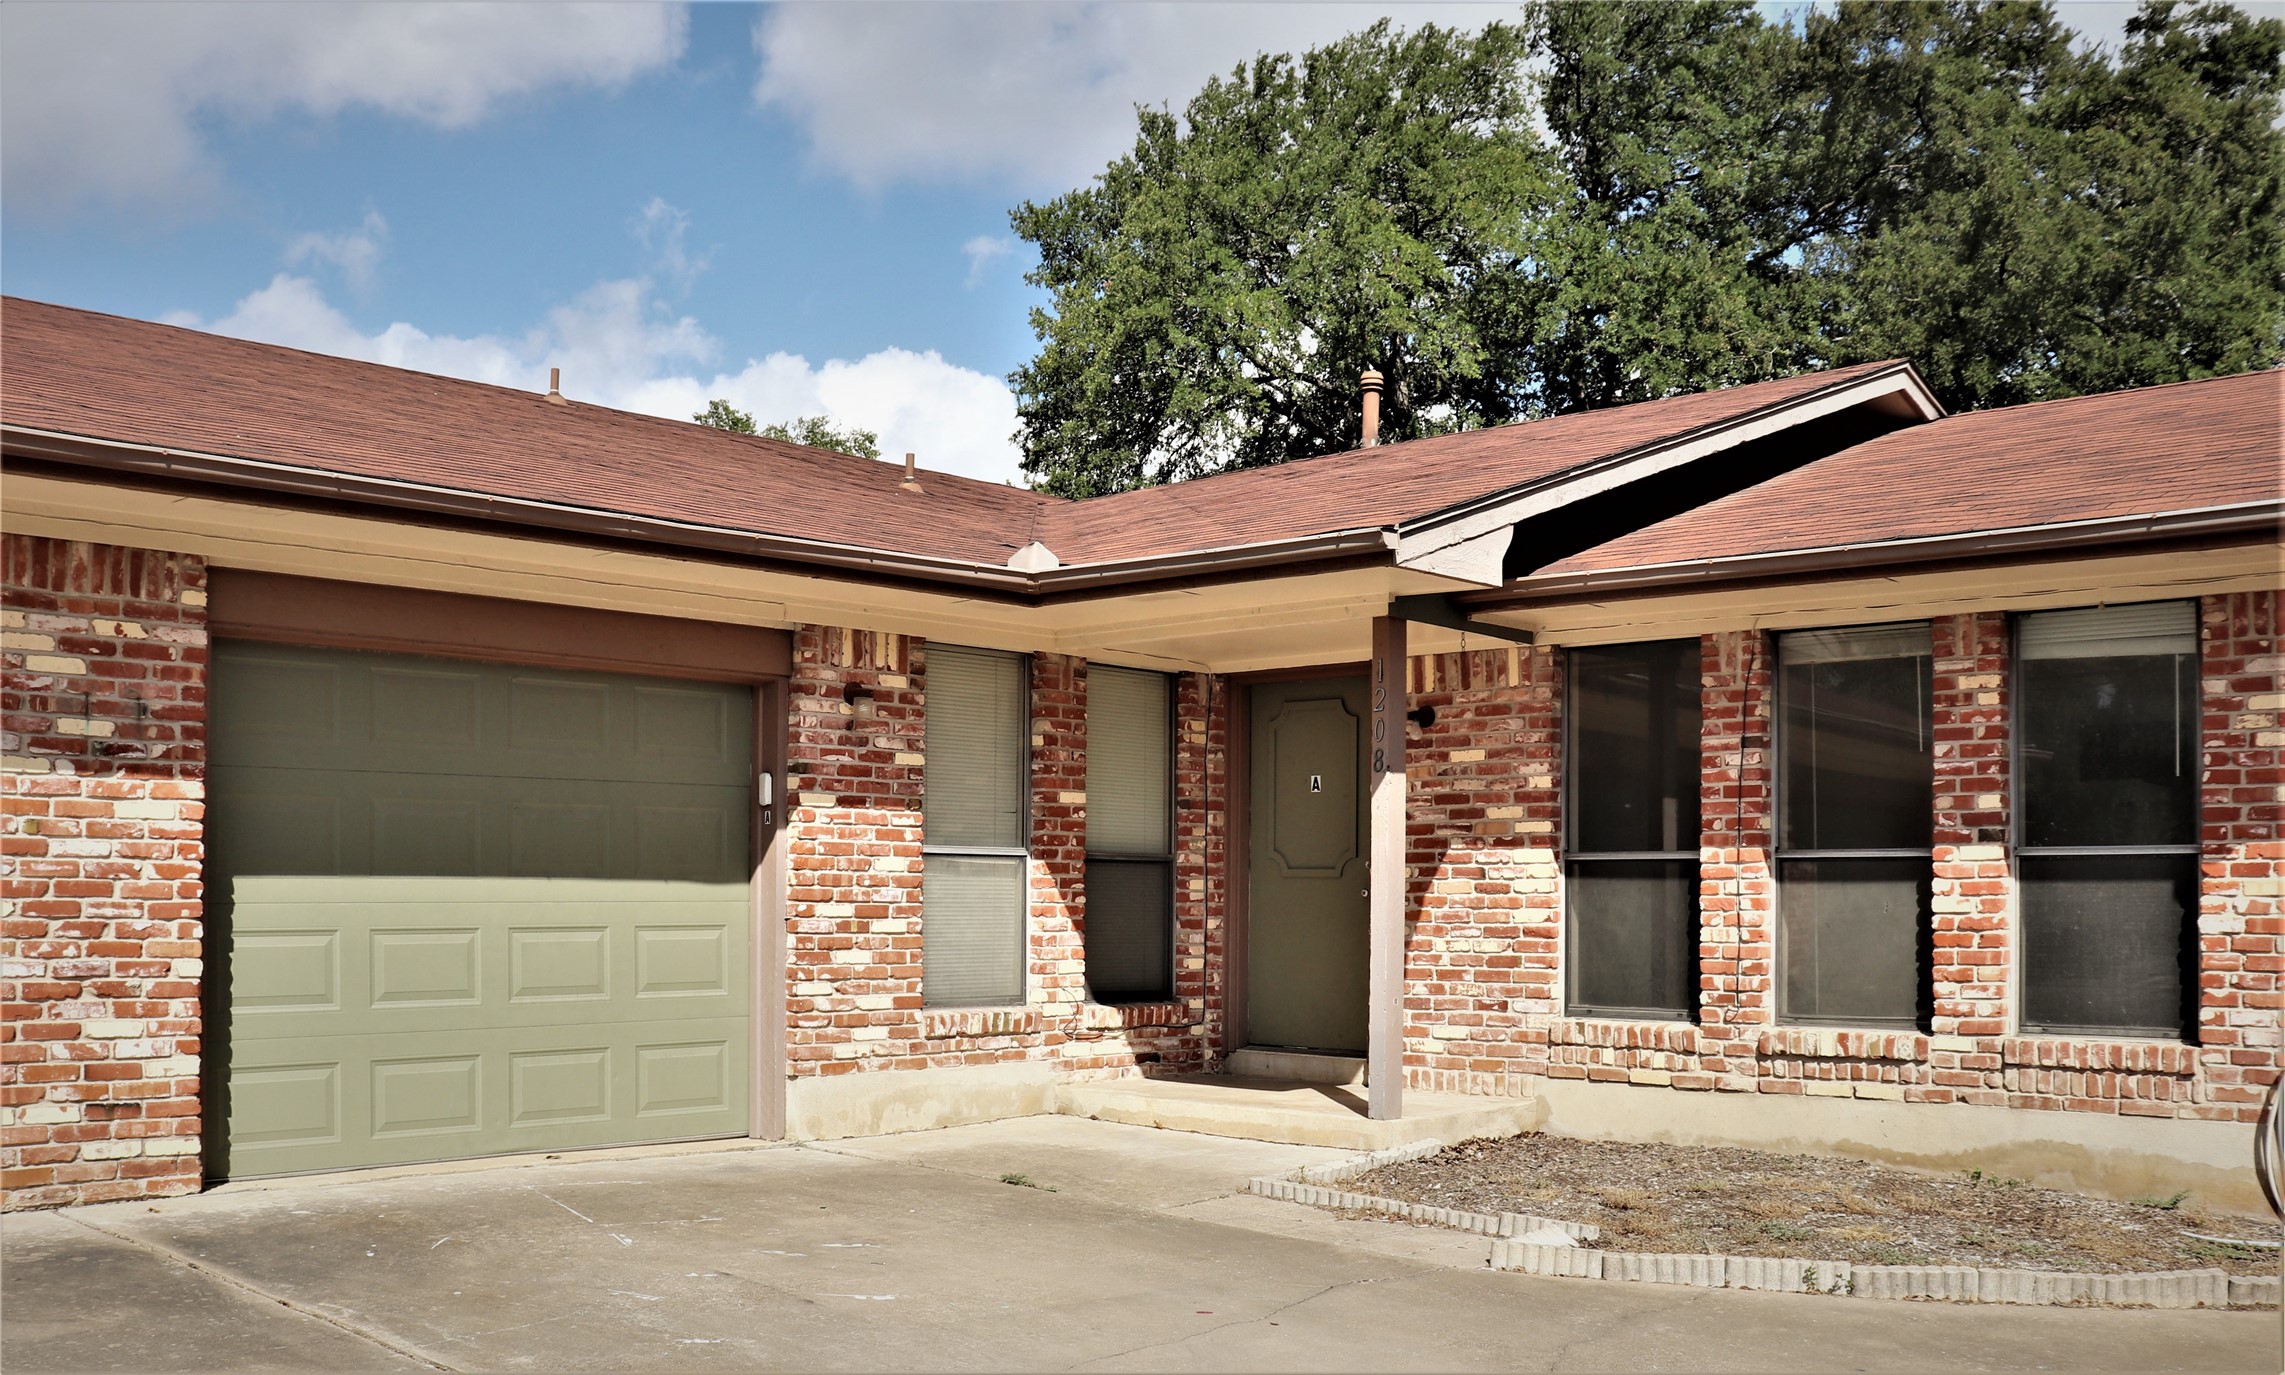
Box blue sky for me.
[2,1,2148,485]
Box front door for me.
[1246,676,1370,1052]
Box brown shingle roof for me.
[1037,360,1910,562]
[1542,369,2283,576]
[1,296,1055,567]
[3,298,1933,574]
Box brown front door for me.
[1246,676,1370,1052]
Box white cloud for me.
[962,235,1014,288]
[283,211,391,296]
[633,197,710,294]
[2,2,688,218]
[752,2,1509,191]
[169,273,1026,487]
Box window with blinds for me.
[1565,640,1702,1020]
[2016,600,2198,1038]
[1083,666,1174,1003]
[1776,622,1933,1028]
[921,647,1028,1007]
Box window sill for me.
[2001,1035,2198,1074]
[1758,1026,1927,1062]
[1078,1001,1195,1031]
[1550,1018,1698,1053]
[917,1005,1041,1040]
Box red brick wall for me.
[2195,590,2282,1122]
[3,535,207,1209]
[1697,629,1775,1092]
[783,629,1213,1080]
[1402,645,1561,1096]
[1388,605,2278,1124]
[1169,670,1230,1064]
[1923,611,2011,1106]
[783,626,926,1075]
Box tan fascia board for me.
[1470,541,2280,648]
[1389,363,1944,582]
[0,468,1437,673]
[3,426,1398,600]
[1465,500,2284,608]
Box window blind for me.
[921,646,1028,1007]
[1084,665,1174,1003]
[923,647,1025,849]
[920,854,1026,1006]
[1779,622,1931,664]
[2019,601,2196,660]
[1085,667,1171,856]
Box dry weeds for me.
[1346,1135,2279,1275]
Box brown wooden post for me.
[1368,614,1407,1120]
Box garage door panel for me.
[211,776,751,883]
[214,643,749,786]
[226,885,747,1036]
[222,1021,748,1176]
[213,641,755,1179]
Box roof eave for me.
[1460,501,2285,608]
[1388,362,1944,581]
[1,425,1401,601]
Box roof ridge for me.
[1061,357,1915,512]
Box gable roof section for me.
[1,296,1057,570]
[39,296,2263,602]
[1036,358,1932,574]
[1521,369,2283,592]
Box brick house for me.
[3,297,2276,1212]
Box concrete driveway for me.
[4,1117,2276,1373]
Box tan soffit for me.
[1473,544,2284,647]
[0,471,1465,673]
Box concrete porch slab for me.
[1056,1075,1546,1150]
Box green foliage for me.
[1011,20,1550,495]
[692,398,757,434]
[693,400,883,461]
[2133,1190,2192,1209]
[758,414,883,461]
[1010,0,2284,496]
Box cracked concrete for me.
[3,1116,2274,1373]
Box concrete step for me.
[1225,1049,1366,1085]
[1055,1075,1543,1152]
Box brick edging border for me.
[1247,1141,2281,1311]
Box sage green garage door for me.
[208,641,752,1178]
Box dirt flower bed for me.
[1346,1136,2280,1277]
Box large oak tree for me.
[1009,0,2282,497]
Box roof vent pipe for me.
[900,452,924,494]
[1360,369,1383,447]
[545,367,567,405]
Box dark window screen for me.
[1083,858,1173,1003]
[1568,640,1701,1020]
[1775,624,1932,1028]
[2019,853,2196,1037]
[1779,857,1930,1027]
[1567,860,1696,1017]
[2016,602,2198,1038]
[1779,628,1933,852]
[1572,641,1702,853]
[2020,619,2197,849]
